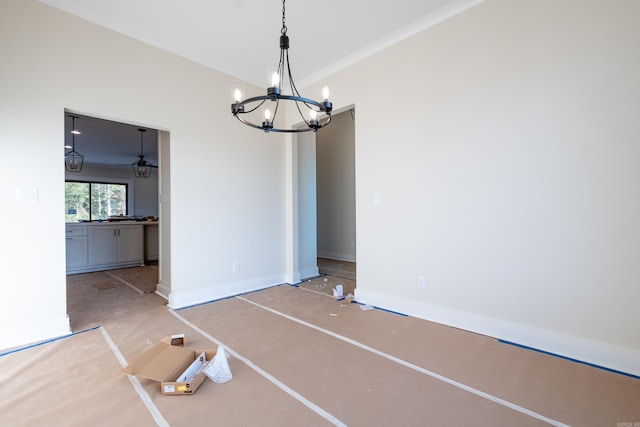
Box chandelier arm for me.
[301,100,322,111]
[272,97,281,122]
[294,99,311,127]
[244,99,266,114]
[241,98,267,113]
[285,55,319,111]
[282,50,325,114]
[284,51,321,112]
[232,96,269,113]
[285,49,302,98]
[278,47,286,89]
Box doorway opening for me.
[296,107,356,286]
[63,111,170,331]
[316,108,356,281]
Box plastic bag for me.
[204,345,233,384]
[332,284,343,297]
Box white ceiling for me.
[50,0,482,166]
[41,0,481,87]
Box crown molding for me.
[299,0,485,88]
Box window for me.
[65,181,128,222]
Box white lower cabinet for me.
[115,225,144,264]
[88,226,118,266]
[65,226,88,271]
[66,223,143,274]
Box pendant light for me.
[231,0,333,133]
[65,115,84,172]
[131,128,155,178]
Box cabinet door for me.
[66,235,88,270]
[88,226,118,266]
[117,225,143,263]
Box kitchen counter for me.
[66,220,158,226]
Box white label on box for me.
[163,385,175,393]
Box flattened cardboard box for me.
[123,335,217,395]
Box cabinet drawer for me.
[66,225,87,236]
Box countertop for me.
[66,220,158,226]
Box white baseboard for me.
[156,280,170,300]
[299,266,320,281]
[284,272,301,285]
[0,315,70,352]
[355,288,640,378]
[167,274,287,309]
[318,251,356,263]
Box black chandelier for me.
[64,115,84,172]
[131,128,156,178]
[231,0,332,133]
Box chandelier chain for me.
[281,0,287,34]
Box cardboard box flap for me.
[160,334,186,347]
[123,342,195,382]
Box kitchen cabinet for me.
[117,225,144,263]
[66,222,143,274]
[88,225,143,267]
[65,226,88,271]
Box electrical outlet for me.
[417,276,425,289]
[232,262,239,272]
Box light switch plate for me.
[16,188,38,203]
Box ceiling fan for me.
[131,128,157,178]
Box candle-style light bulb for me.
[322,86,330,101]
[271,72,280,88]
[234,88,242,102]
[309,110,319,129]
[264,108,272,121]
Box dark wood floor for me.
[317,257,356,281]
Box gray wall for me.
[316,110,356,261]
